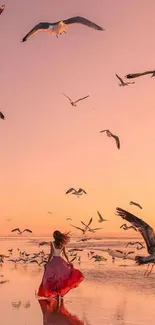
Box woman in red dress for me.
[37,230,84,301]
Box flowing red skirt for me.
[37,256,84,298]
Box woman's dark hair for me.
[53,230,70,246]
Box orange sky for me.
[0,0,155,236]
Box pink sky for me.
[0,0,155,236]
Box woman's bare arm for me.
[46,243,54,264]
[63,247,70,263]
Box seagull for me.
[120,223,137,232]
[91,254,107,262]
[125,70,155,79]
[0,5,5,15]
[39,241,49,246]
[22,16,105,42]
[65,188,87,197]
[0,111,5,120]
[11,228,32,235]
[126,241,145,250]
[29,260,46,266]
[66,217,72,221]
[129,201,142,209]
[71,217,92,235]
[107,248,135,260]
[100,129,120,149]
[48,212,52,215]
[115,74,135,86]
[81,220,103,233]
[62,93,89,107]
[97,211,108,223]
[116,207,155,276]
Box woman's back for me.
[51,241,63,257]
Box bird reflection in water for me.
[39,299,85,325]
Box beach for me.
[0,237,154,325]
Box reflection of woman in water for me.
[39,299,85,325]
[37,230,84,301]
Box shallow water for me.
[0,237,154,325]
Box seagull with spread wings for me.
[22,16,105,42]
[11,228,32,235]
[81,220,103,233]
[120,223,137,232]
[0,5,5,15]
[71,217,92,235]
[65,188,87,197]
[0,111,5,120]
[126,241,145,250]
[125,70,155,79]
[116,74,135,86]
[62,93,89,107]
[100,129,120,149]
[129,201,142,209]
[97,211,108,223]
[116,207,155,276]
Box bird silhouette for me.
[100,129,120,149]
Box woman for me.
[37,230,84,300]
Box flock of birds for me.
[1,4,155,281]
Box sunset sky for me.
[0,0,155,236]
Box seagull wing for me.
[62,93,72,102]
[87,217,93,227]
[0,5,5,15]
[111,134,120,149]
[74,95,89,104]
[97,211,103,221]
[116,74,124,84]
[70,256,77,263]
[63,16,104,31]
[78,188,87,194]
[100,129,108,133]
[65,188,76,194]
[70,225,84,232]
[116,207,155,254]
[120,224,126,229]
[126,242,133,247]
[116,249,123,254]
[91,227,103,231]
[11,228,20,233]
[125,71,154,79]
[0,111,5,120]
[23,229,32,233]
[22,22,51,42]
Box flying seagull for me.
[120,223,137,232]
[97,211,108,223]
[126,241,145,250]
[116,207,155,276]
[62,93,89,107]
[81,220,103,233]
[0,111,5,120]
[115,74,135,86]
[129,201,142,209]
[125,70,155,79]
[22,16,105,42]
[48,212,52,215]
[0,5,5,15]
[66,217,72,221]
[100,129,120,149]
[71,217,93,235]
[11,228,32,235]
[65,188,87,197]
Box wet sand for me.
[0,237,154,325]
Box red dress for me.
[37,242,84,298]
